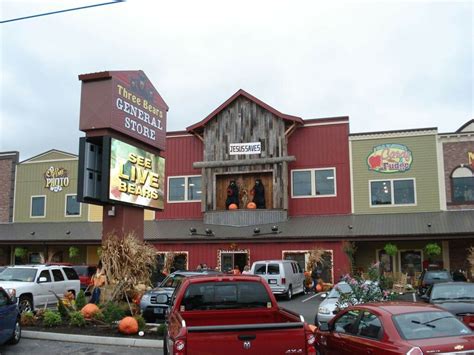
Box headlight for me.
[155,294,168,304]
[318,306,330,315]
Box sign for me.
[229,142,261,155]
[367,144,413,173]
[79,70,168,151]
[109,138,165,210]
[469,152,474,168]
[44,167,69,192]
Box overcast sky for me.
[1,0,472,161]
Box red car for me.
[71,265,97,293]
[315,302,474,354]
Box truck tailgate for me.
[185,322,307,354]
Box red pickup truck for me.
[164,274,316,355]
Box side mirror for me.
[320,293,327,299]
[38,277,48,283]
[318,322,330,332]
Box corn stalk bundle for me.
[163,252,176,274]
[306,246,325,272]
[467,246,474,278]
[100,232,157,301]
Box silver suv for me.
[0,264,80,313]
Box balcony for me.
[204,209,287,227]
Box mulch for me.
[23,322,163,340]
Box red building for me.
[151,89,352,281]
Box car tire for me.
[163,332,169,355]
[19,295,33,313]
[8,318,21,345]
[286,286,293,300]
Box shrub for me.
[21,311,36,326]
[43,310,62,327]
[157,323,167,336]
[91,310,105,322]
[69,311,86,327]
[101,301,126,324]
[134,314,146,331]
[57,298,70,319]
[75,290,86,310]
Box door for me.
[220,253,248,273]
[36,269,53,307]
[0,289,16,344]
[51,268,66,301]
[324,310,360,355]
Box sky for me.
[0,0,473,161]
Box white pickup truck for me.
[0,264,80,313]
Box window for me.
[31,195,46,217]
[52,269,64,281]
[292,168,336,198]
[357,311,382,339]
[62,267,79,280]
[39,270,51,282]
[377,250,394,273]
[334,310,360,335]
[65,194,81,216]
[399,250,422,275]
[168,176,202,202]
[451,166,474,203]
[370,179,415,207]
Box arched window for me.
[451,166,474,203]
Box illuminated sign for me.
[44,167,70,192]
[367,144,413,173]
[469,152,474,168]
[229,142,261,155]
[109,138,165,209]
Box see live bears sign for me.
[367,144,413,173]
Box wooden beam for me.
[193,156,296,169]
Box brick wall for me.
[442,141,474,209]
[0,152,19,223]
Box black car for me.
[140,270,221,323]
[0,287,21,345]
[417,269,452,296]
[422,282,474,326]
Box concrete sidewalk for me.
[23,330,163,348]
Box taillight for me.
[305,330,316,355]
[174,339,186,354]
[281,277,286,284]
[407,347,423,355]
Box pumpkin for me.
[247,202,257,209]
[118,316,139,335]
[229,203,238,210]
[81,303,100,319]
[316,284,323,292]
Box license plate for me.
[154,308,164,314]
[268,279,277,284]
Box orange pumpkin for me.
[229,203,238,210]
[247,202,257,209]
[316,284,323,292]
[118,316,139,335]
[81,303,100,319]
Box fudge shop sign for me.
[79,70,168,151]
[367,144,413,173]
[229,142,261,155]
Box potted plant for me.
[384,243,398,257]
[69,246,80,259]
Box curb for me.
[22,330,163,348]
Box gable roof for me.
[20,149,77,164]
[456,119,474,133]
[186,89,304,133]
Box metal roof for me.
[1,210,473,244]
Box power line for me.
[1,1,125,24]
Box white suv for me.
[0,264,80,313]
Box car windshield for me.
[393,311,472,340]
[424,271,451,281]
[160,274,186,288]
[0,268,37,282]
[431,284,474,300]
[328,283,352,298]
[181,281,272,311]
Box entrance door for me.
[220,252,248,273]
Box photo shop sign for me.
[44,166,70,192]
[78,70,168,151]
[367,143,413,173]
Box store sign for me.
[109,138,165,210]
[367,143,413,173]
[469,152,474,168]
[44,167,70,192]
[229,142,261,155]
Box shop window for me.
[399,250,422,275]
[451,166,474,203]
[168,176,202,202]
[370,179,415,207]
[291,168,336,198]
[31,196,46,218]
[65,194,81,216]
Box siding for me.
[287,123,351,216]
[351,134,441,214]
